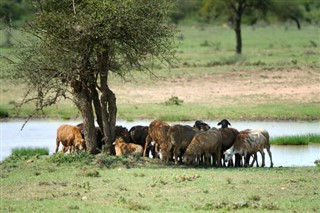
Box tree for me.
[7,0,177,154]
[270,0,304,30]
[201,0,270,54]
[170,0,201,24]
[0,0,31,47]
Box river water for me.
[1,119,319,166]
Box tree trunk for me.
[290,16,301,30]
[90,85,103,131]
[234,18,242,54]
[106,85,117,152]
[97,50,117,155]
[234,3,243,55]
[100,75,117,155]
[230,0,244,54]
[72,80,98,154]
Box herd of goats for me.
[55,119,274,168]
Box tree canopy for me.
[8,0,177,154]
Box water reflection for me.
[1,119,319,166]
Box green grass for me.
[117,102,320,121]
[271,134,320,145]
[176,25,320,68]
[1,154,320,212]
[4,100,318,121]
[11,147,49,158]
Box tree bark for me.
[97,50,117,155]
[106,85,117,153]
[100,74,117,155]
[90,84,103,131]
[72,80,98,154]
[234,18,242,54]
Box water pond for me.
[1,119,319,167]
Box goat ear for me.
[217,122,221,126]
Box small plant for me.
[79,168,100,177]
[72,181,91,190]
[165,96,184,106]
[173,174,200,182]
[226,178,232,184]
[248,195,261,202]
[68,205,80,210]
[127,202,150,211]
[309,40,317,48]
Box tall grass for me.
[270,134,320,145]
[0,106,9,118]
[11,147,49,157]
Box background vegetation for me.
[1,25,319,121]
[1,0,319,121]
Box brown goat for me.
[55,124,86,153]
[167,124,198,164]
[143,120,170,160]
[183,129,222,167]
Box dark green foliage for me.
[47,151,94,164]
[94,154,163,169]
[165,96,184,106]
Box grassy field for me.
[1,153,319,213]
[1,24,319,121]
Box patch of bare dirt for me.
[111,68,320,106]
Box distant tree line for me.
[2,0,320,28]
[171,0,320,27]
[1,0,320,53]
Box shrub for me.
[165,96,184,106]
[47,151,94,164]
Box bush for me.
[94,153,163,169]
[165,96,184,106]
[47,151,94,164]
